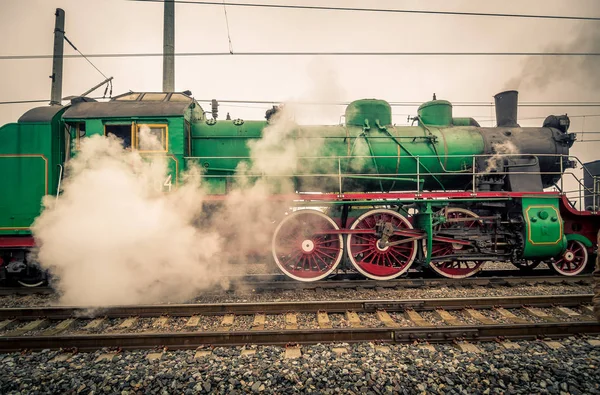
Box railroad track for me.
[0,294,598,352]
[0,273,592,296]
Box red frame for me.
[1,193,597,251]
[0,236,35,248]
[559,195,600,252]
[204,190,562,202]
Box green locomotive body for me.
[0,90,597,284]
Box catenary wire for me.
[126,0,600,22]
[2,51,600,60]
[3,98,600,107]
[195,99,600,108]
[222,0,234,54]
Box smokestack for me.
[162,0,175,92]
[494,90,520,127]
[49,8,65,106]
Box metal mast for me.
[50,8,65,105]
[163,0,175,92]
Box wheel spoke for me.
[550,240,588,276]
[272,211,343,282]
[427,208,484,279]
[347,209,417,280]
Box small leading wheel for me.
[346,209,417,280]
[427,207,485,279]
[550,240,588,276]
[4,257,47,287]
[17,279,45,288]
[272,210,343,282]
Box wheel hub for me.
[376,239,390,252]
[564,251,575,262]
[301,239,315,253]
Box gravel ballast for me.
[0,283,592,308]
[0,337,599,394]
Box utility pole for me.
[163,0,175,92]
[50,8,65,106]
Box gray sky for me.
[1,0,600,168]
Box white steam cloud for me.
[31,133,226,306]
[31,116,308,306]
[31,62,346,307]
[484,141,519,174]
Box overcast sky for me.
[1,0,599,174]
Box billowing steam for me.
[31,116,304,306]
[31,61,346,307]
[484,141,519,174]
[31,133,222,306]
[504,21,600,91]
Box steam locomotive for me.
[1,89,598,284]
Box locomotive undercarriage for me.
[271,200,591,282]
[0,249,47,287]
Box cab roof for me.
[63,92,194,119]
[18,105,64,123]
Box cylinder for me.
[494,90,519,127]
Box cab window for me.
[136,124,168,152]
[68,122,86,149]
[105,124,133,148]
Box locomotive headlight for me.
[543,114,570,133]
[559,116,570,130]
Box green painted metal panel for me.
[565,233,593,248]
[0,120,59,235]
[0,157,47,233]
[521,197,566,258]
[190,115,486,193]
[167,118,184,156]
[418,100,452,126]
[452,117,478,127]
[190,119,267,193]
[345,99,391,127]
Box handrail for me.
[56,164,63,201]
[182,153,599,212]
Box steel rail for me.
[0,294,593,320]
[0,273,591,295]
[239,273,591,291]
[0,322,598,352]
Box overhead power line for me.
[196,99,600,108]
[0,97,105,105]
[127,0,600,22]
[3,97,600,108]
[0,99,53,105]
[2,51,600,61]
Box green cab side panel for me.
[0,122,57,235]
[0,156,47,233]
[521,197,566,258]
[190,119,267,194]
